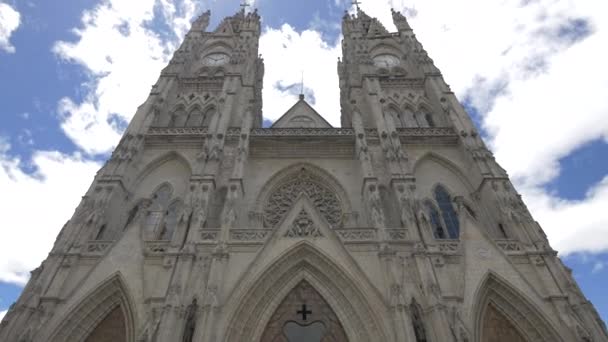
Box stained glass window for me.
[434,185,460,239]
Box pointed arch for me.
[185,104,203,127]
[255,163,353,229]
[48,274,136,342]
[413,152,476,193]
[384,103,405,129]
[134,151,193,191]
[402,102,418,127]
[222,243,390,342]
[472,272,563,342]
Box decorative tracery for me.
[263,169,342,229]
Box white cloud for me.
[592,260,605,274]
[53,0,199,155]
[0,2,20,53]
[0,309,6,321]
[259,24,341,124]
[0,139,100,284]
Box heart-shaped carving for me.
[283,321,326,342]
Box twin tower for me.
[1,7,606,342]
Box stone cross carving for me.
[297,304,312,321]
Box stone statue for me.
[182,298,198,342]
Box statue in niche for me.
[410,300,428,342]
[182,298,198,342]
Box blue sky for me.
[1,0,607,324]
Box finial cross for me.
[352,0,362,9]
[297,304,312,321]
[240,0,250,11]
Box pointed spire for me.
[191,10,211,32]
[391,8,412,31]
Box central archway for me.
[222,243,390,342]
[261,280,348,342]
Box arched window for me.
[186,107,203,127]
[434,185,460,239]
[172,107,188,127]
[425,201,446,239]
[403,107,416,127]
[386,108,403,129]
[202,107,216,127]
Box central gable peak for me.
[271,95,333,128]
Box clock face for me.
[373,54,400,68]
[202,53,230,66]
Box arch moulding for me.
[46,273,137,342]
[221,243,392,342]
[472,272,564,342]
[254,163,353,216]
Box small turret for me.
[391,8,412,32]
[191,10,211,32]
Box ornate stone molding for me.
[144,241,171,255]
[200,229,220,241]
[495,239,524,253]
[250,128,355,137]
[263,169,343,229]
[147,126,208,136]
[438,240,461,254]
[386,229,408,241]
[335,228,376,242]
[230,229,272,242]
[84,240,113,255]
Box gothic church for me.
[1,6,606,342]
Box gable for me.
[271,98,333,128]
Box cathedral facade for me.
[1,7,607,342]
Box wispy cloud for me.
[0,3,21,53]
[52,0,200,155]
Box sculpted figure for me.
[182,298,198,342]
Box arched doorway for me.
[261,280,348,342]
[85,306,127,342]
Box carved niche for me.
[263,169,342,229]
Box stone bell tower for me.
[1,5,607,342]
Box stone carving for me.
[230,229,271,241]
[410,299,428,342]
[182,298,198,342]
[263,170,342,229]
[496,240,523,252]
[366,184,386,228]
[438,241,460,254]
[85,241,111,254]
[335,228,376,241]
[285,210,323,238]
[200,230,219,241]
[387,229,408,240]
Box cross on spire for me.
[240,0,250,11]
[352,0,362,10]
[297,304,312,321]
